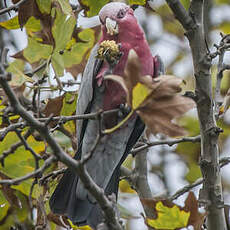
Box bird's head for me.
[99,2,139,38]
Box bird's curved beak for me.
[105,18,119,35]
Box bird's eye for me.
[117,9,125,19]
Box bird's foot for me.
[118,104,131,118]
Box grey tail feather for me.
[49,117,144,228]
[49,162,120,228]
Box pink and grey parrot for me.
[50,2,164,228]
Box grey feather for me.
[76,44,99,143]
[76,84,138,201]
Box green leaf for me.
[0,191,9,221]
[36,0,52,14]
[176,116,201,183]
[146,201,190,229]
[13,191,30,222]
[51,52,65,76]
[25,16,42,32]
[185,163,202,183]
[52,8,76,52]
[0,132,45,197]
[128,0,146,5]
[60,93,78,134]
[216,22,230,34]
[216,0,229,4]
[157,4,184,39]
[79,0,109,17]
[132,83,151,110]
[51,8,76,76]
[6,60,34,86]
[63,28,95,68]
[56,0,73,14]
[0,16,20,30]
[23,37,52,63]
[180,0,190,10]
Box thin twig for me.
[134,136,155,222]
[169,157,230,201]
[131,135,201,155]
[170,178,203,201]
[0,0,28,15]
[24,62,47,78]
[0,129,31,166]
[0,156,57,185]
[0,122,26,141]
[39,168,66,185]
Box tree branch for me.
[0,0,28,15]
[166,0,227,229]
[165,0,196,32]
[133,137,155,220]
[0,156,56,185]
[131,135,200,155]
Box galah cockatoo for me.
[50,2,164,228]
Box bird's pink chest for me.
[97,41,153,112]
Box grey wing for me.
[76,44,100,143]
[76,80,139,201]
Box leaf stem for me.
[103,109,134,134]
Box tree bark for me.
[166,0,227,229]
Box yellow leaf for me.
[0,16,41,32]
[119,180,136,194]
[68,219,92,230]
[132,82,151,110]
[128,0,146,5]
[146,201,190,229]
[0,16,20,30]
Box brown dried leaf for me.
[47,213,71,228]
[0,173,21,208]
[13,0,54,45]
[138,95,194,137]
[106,49,195,137]
[141,197,176,214]
[42,95,64,118]
[141,192,206,230]
[41,95,64,129]
[184,192,206,230]
[1,186,21,208]
[17,0,40,29]
[11,0,20,3]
